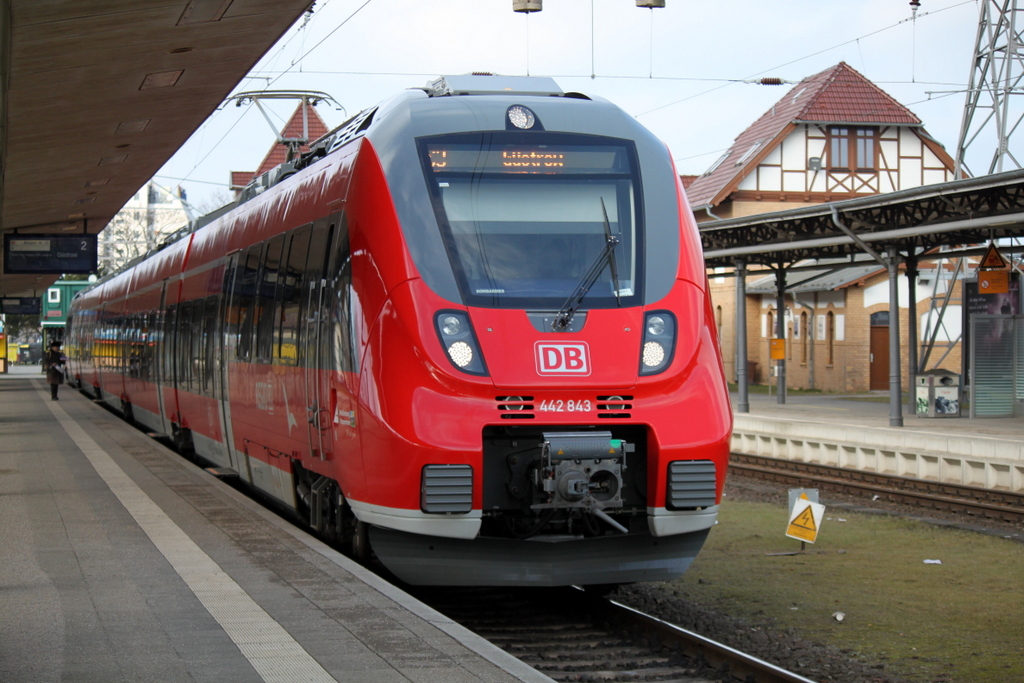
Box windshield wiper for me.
[601,198,622,308]
[551,198,622,332]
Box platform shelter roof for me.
[700,168,1024,270]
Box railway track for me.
[730,453,1024,524]
[409,585,817,683]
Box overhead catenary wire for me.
[173,0,374,188]
[636,0,975,118]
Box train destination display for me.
[3,234,97,274]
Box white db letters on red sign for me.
[535,342,591,375]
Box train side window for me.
[140,311,155,383]
[177,300,194,392]
[255,235,284,363]
[333,228,355,373]
[163,304,177,387]
[202,295,218,395]
[305,220,335,370]
[236,244,263,361]
[190,298,206,395]
[277,225,312,365]
[221,254,242,362]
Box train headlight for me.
[639,310,676,375]
[647,315,666,336]
[435,310,488,376]
[447,341,474,367]
[507,105,537,130]
[642,341,666,367]
[441,315,462,336]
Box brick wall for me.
[708,267,965,393]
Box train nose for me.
[468,308,643,389]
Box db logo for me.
[535,342,591,376]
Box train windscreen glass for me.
[420,134,643,309]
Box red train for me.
[66,75,732,586]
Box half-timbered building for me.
[690,63,966,394]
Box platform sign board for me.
[3,234,97,274]
[1,297,42,315]
[770,338,786,360]
[786,493,825,544]
[979,269,1009,294]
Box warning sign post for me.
[768,490,826,555]
[786,499,825,543]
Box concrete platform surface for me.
[0,366,551,683]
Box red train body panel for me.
[66,76,732,586]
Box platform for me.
[732,391,1024,494]
[0,365,551,683]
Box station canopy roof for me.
[0,0,313,299]
[700,168,1024,270]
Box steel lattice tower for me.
[956,0,1024,178]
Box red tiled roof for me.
[230,171,255,191]
[685,62,923,209]
[231,101,330,190]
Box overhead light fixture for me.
[168,47,194,54]
[73,198,96,205]
[99,154,128,165]
[513,0,541,12]
[140,70,183,90]
[116,119,151,134]
[177,0,234,25]
[85,179,110,187]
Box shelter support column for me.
[775,266,786,405]
[906,255,918,393]
[888,246,904,427]
[735,260,749,413]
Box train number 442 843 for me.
[539,399,593,412]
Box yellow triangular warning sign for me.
[790,506,817,532]
[980,243,1008,270]
[786,499,824,543]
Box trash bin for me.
[746,361,759,384]
[915,370,960,417]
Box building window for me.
[828,126,877,171]
[702,151,730,177]
[800,311,808,364]
[48,289,61,303]
[826,311,835,365]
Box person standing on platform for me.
[44,340,66,401]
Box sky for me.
[154,0,990,214]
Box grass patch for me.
[663,500,1024,682]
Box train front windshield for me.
[420,133,643,309]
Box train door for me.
[276,226,313,460]
[219,250,252,483]
[154,281,171,436]
[303,220,337,460]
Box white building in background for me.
[100,181,194,273]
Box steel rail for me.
[580,591,820,683]
[729,454,1024,524]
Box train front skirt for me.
[369,526,713,587]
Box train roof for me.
[79,75,633,299]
